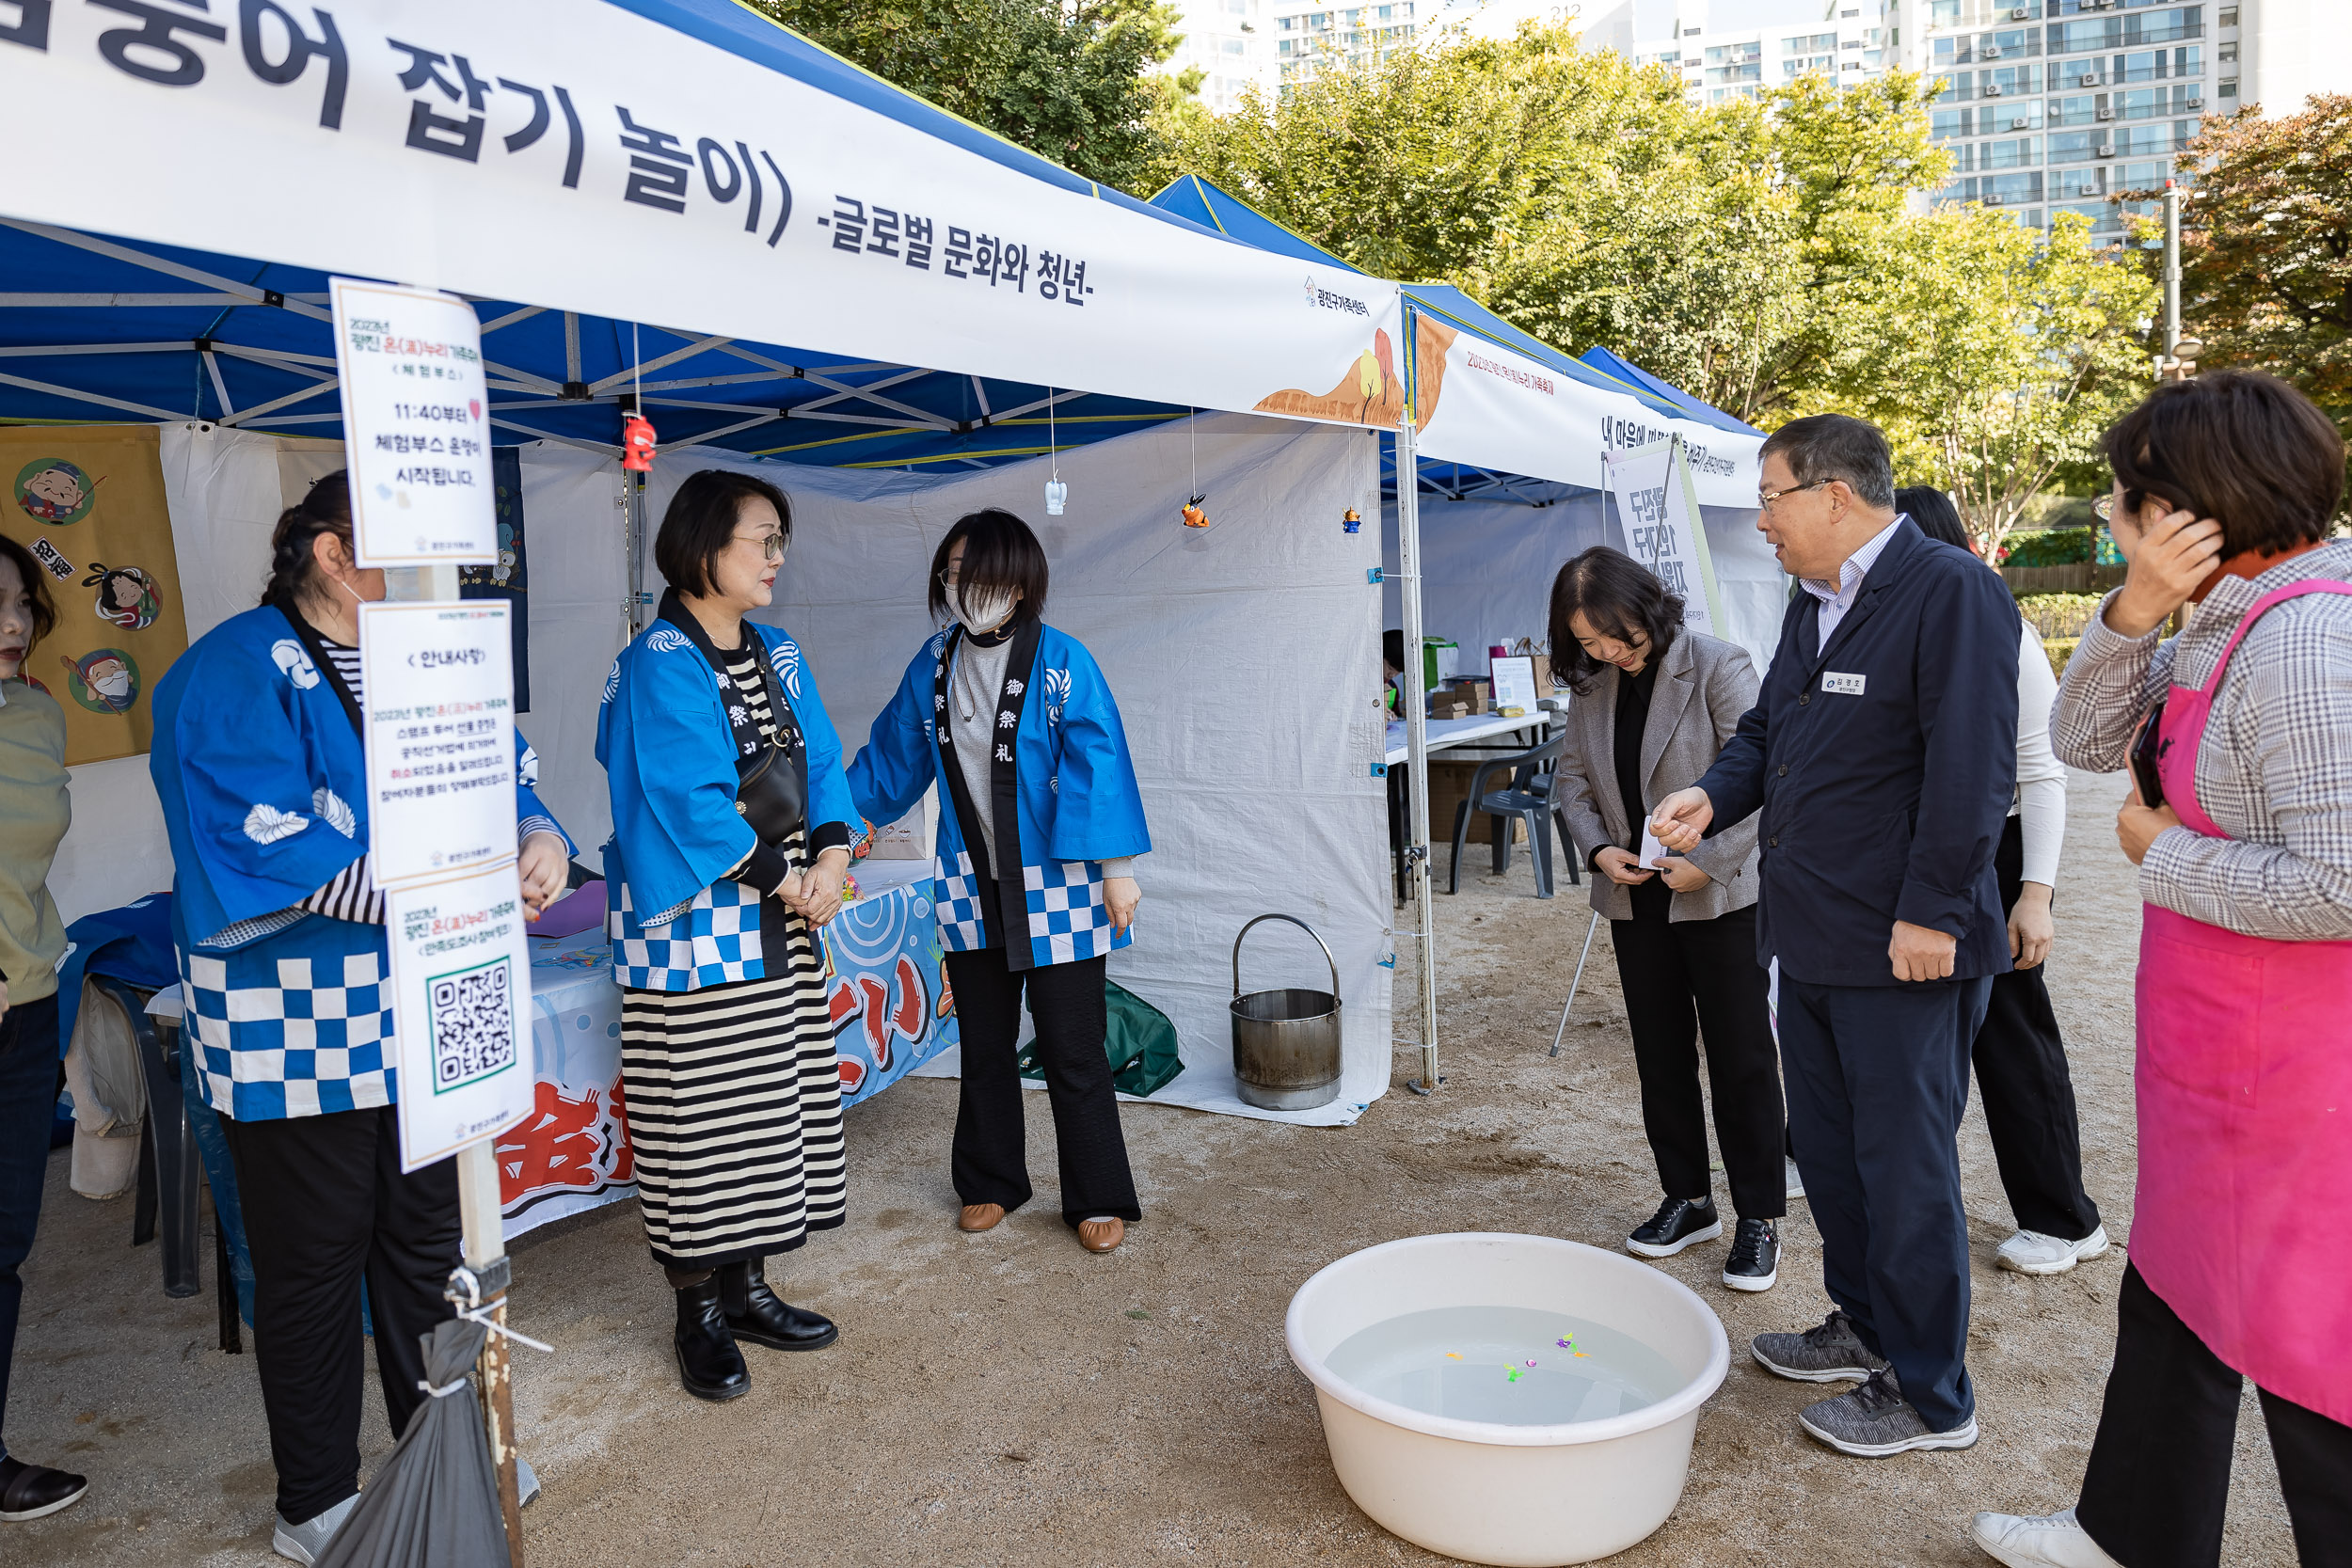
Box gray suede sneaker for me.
[1750,1309,1890,1382]
[1799,1368,1979,1456]
[272,1492,360,1565]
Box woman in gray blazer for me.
[1549,547,1785,1291]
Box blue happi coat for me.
[596,615,857,991]
[151,605,568,1122]
[849,622,1150,971]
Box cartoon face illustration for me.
[15,460,98,526]
[60,647,139,714]
[82,562,159,630]
[271,639,320,689]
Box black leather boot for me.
[673,1276,750,1402]
[719,1258,839,1352]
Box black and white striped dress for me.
[618,644,846,1272]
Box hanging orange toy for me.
[620,412,658,472]
[1181,493,1210,529]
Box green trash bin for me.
[1016,980,1184,1098]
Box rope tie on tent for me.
[1043,387,1066,515]
[445,1264,557,1355]
[418,1375,473,1400]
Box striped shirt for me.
[299,640,385,925]
[1798,513,1907,646]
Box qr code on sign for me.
[430,959,516,1090]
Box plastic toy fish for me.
[1555,1338,1573,1349]
[1574,1352,1588,1359]
[1444,1352,1462,1360]
[1524,1359,1537,1368]
[1504,1367,1524,1383]
[1181,494,1209,529]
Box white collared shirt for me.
[1799,513,1907,647]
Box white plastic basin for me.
[1286,1232,1730,1566]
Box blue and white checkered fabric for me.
[608,873,765,990]
[1025,859,1123,964]
[181,927,395,1121]
[932,851,987,952]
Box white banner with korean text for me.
[331,277,497,565]
[0,0,1407,431]
[1604,438,1725,637]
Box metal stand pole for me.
[384,563,525,1565]
[1395,320,1440,1096]
[1549,911,1602,1058]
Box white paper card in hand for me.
[1639,825,1670,869]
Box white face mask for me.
[952,581,1017,633]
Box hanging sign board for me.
[357,599,517,888]
[331,277,495,566]
[1606,437,1725,637]
[388,859,534,1172]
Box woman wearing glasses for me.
[847,508,1150,1254]
[598,468,859,1402]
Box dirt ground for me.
[8,766,2303,1567]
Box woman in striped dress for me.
[596,468,858,1402]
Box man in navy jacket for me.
[1652,414,2019,1458]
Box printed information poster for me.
[331,277,497,566]
[1606,438,1725,637]
[389,861,535,1172]
[357,599,516,888]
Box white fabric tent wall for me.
[633,416,1393,1123]
[1381,493,1788,681]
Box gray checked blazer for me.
[1551,627,1762,923]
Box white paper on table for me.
[358,599,516,889]
[389,860,534,1172]
[1490,654,1539,714]
[1638,825,1670,869]
[331,277,497,566]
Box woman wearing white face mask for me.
[848,509,1151,1254]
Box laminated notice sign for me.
[358,599,516,888]
[389,862,534,1171]
[1606,438,1725,637]
[332,277,496,566]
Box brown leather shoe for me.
[958,1203,1006,1233]
[1077,1217,1124,1254]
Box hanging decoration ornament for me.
[1342,508,1362,534]
[620,412,658,473]
[1182,495,1210,529]
[1180,408,1209,528]
[1043,386,1067,515]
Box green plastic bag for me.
[1015,980,1184,1098]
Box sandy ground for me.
[8,766,2304,1567]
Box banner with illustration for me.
[0,425,188,764]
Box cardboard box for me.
[1423,758,1526,847]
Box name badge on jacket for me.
[1822,672,1867,696]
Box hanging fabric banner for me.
[0,424,188,764]
[1605,437,1725,637]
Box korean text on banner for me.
[331,277,496,566]
[357,599,517,887]
[389,860,534,1172]
[1607,440,1724,637]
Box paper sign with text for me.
[358,600,516,888]
[1606,439,1725,638]
[332,277,495,566]
[389,861,534,1171]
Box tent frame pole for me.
[1395,323,1439,1096]
[382,562,528,1565]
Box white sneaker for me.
[273,1492,360,1565]
[1996,1225,2111,1275]
[1785,1157,1805,1200]
[1969,1506,2123,1568]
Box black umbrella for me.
[315,1317,511,1568]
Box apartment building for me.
[1582,1,1896,106]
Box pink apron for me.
[2138,579,2352,1425]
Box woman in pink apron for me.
[1973,371,2352,1568]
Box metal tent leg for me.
[1549,911,1602,1057]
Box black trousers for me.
[1781,974,1989,1435]
[218,1104,461,1525]
[946,949,1139,1226]
[1610,902,1785,1220]
[1973,814,2102,1240]
[0,993,59,1466]
[2076,1262,2352,1568]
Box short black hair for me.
[1895,486,1970,552]
[655,468,791,597]
[2103,371,2346,558]
[1760,414,1896,510]
[0,531,57,648]
[930,508,1048,625]
[1547,546,1683,696]
[1383,628,1406,673]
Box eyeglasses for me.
[1757,479,1834,511]
[736,531,787,561]
[2092,494,2117,522]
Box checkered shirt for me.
[2052,539,2352,941]
[182,927,395,1121]
[607,873,766,990]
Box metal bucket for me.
[1231,914,1343,1111]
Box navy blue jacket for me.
[1693,519,2020,987]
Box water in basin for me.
[1324,1305,1683,1427]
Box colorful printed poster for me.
[388,860,535,1172]
[332,277,497,566]
[0,424,188,764]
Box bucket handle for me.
[1232,914,1341,1002]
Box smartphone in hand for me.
[2129,702,2168,809]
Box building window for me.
[2217,5,2237,23]
[2218,41,2235,60]
[1784,32,1836,54]
[2218,76,2237,97]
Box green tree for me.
[753,0,1194,190]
